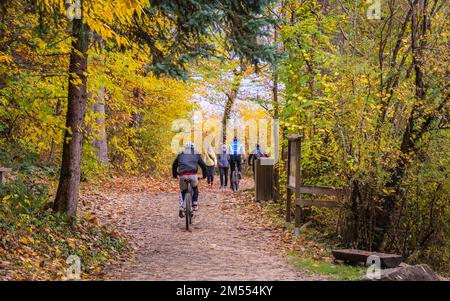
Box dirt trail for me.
[94,178,321,280]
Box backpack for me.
[253,149,266,161]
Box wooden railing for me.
[285,134,350,236]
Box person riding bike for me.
[248,143,267,177]
[172,142,207,218]
[229,137,246,187]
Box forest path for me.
[85,177,322,280]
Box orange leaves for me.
[0,53,14,64]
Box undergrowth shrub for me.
[0,176,128,280]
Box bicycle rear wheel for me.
[184,184,192,230]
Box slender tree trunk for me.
[272,69,280,203]
[374,0,427,250]
[221,72,242,144]
[222,95,234,145]
[93,87,108,167]
[272,25,280,203]
[53,13,89,223]
[47,98,62,164]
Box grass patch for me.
[245,198,365,280]
[289,251,365,280]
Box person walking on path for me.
[217,145,230,188]
[204,145,217,188]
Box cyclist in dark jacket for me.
[172,142,207,217]
[248,143,267,177]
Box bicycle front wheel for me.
[232,170,239,191]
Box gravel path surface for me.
[100,179,321,280]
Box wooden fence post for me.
[285,140,292,225]
[285,135,350,235]
[285,134,302,234]
[286,188,292,225]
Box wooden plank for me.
[378,264,442,281]
[332,249,403,268]
[300,185,350,197]
[297,199,341,208]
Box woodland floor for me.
[81,176,324,280]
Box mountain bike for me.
[182,178,194,230]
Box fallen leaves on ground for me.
[1,175,332,280]
[223,180,338,264]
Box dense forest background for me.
[0,0,448,278]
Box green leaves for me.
[278,0,449,273]
[125,0,278,78]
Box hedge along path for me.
[83,176,323,280]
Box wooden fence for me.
[285,134,350,236]
[251,134,350,236]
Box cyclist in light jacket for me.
[229,137,246,185]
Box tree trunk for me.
[53,14,89,223]
[221,72,242,144]
[93,87,108,167]
[374,0,427,250]
[47,98,62,164]
[222,95,234,145]
[272,22,281,203]
[272,68,280,202]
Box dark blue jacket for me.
[172,151,207,178]
[217,152,230,168]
